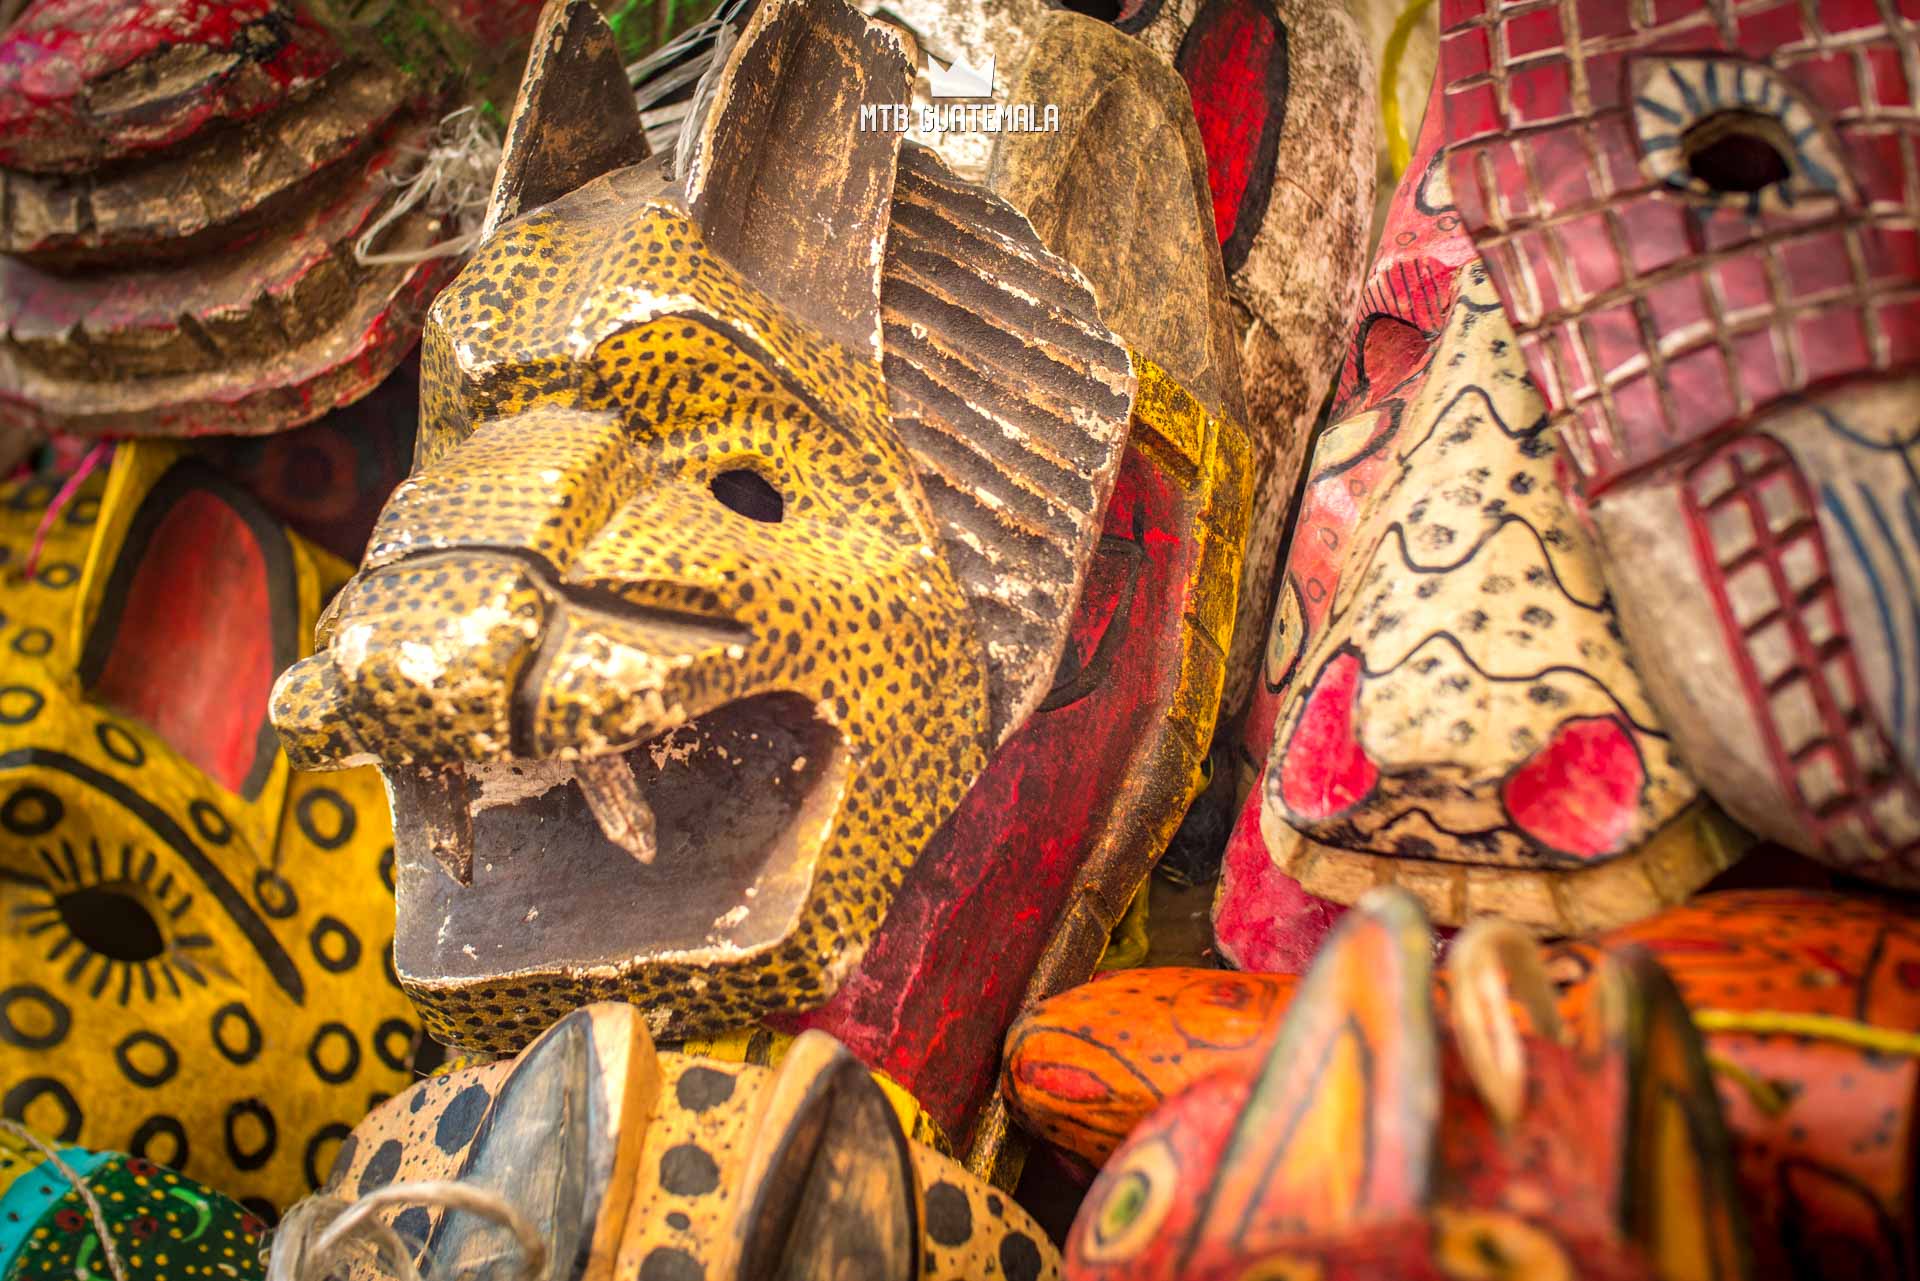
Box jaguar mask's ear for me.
[680,0,913,361]
[482,0,652,239]
[426,1004,663,1281]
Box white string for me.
[265,1181,545,1281]
[352,106,503,267]
[350,0,750,264]
[0,1120,129,1281]
[626,0,751,105]
[672,21,738,182]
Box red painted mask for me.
[1437,0,1920,883]
[1217,78,1737,962]
[0,0,546,438]
[1063,889,1752,1281]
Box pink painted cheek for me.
[1501,714,1645,859]
[1278,649,1380,820]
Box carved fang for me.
[391,763,475,886]
[575,755,658,864]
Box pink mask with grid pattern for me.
[1437,0,1920,881]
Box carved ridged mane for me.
[879,144,1135,743]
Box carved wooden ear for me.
[1187,887,1438,1253]
[681,0,913,361]
[732,1030,921,1280]
[988,10,1246,422]
[1603,947,1753,1281]
[879,145,1133,742]
[77,446,299,801]
[482,0,652,239]
[427,1004,662,1281]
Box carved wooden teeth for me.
[391,763,476,886]
[575,755,659,864]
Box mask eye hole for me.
[56,882,166,962]
[1683,111,1794,194]
[1631,56,1850,215]
[710,469,784,523]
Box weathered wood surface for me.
[0,0,547,438]
[483,0,652,240]
[870,0,1375,710]
[989,11,1247,424]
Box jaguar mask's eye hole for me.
[56,883,166,962]
[1683,111,1792,194]
[710,469,784,523]
[1632,56,1851,215]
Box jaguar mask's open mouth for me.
[391,692,849,981]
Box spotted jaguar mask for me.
[272,0,1135,1054]
[0,442,417,1214]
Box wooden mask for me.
[0,0,553,439]
[1436,0,1920,884]
[272,0,1257,1092]
[1217,80,1740,957]
[765,10,1257,1169]
[1010,889,1920,1281]
[0,1124,268,1281]
[1060,888,1752,1281]
[315,1004,1061,1281]
[0,443,417,1212]
[869,0,1376,709]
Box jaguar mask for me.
[271,0,1152,1066]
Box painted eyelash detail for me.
[1630,56,1853,216]
[10,837,209,1005]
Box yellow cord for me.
[1381,0,1435,177]
[1693,1009,1920,1057]
[1705,1056,1790,1117]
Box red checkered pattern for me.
[1682,435,1920,867]
[1439,0,1920,493]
